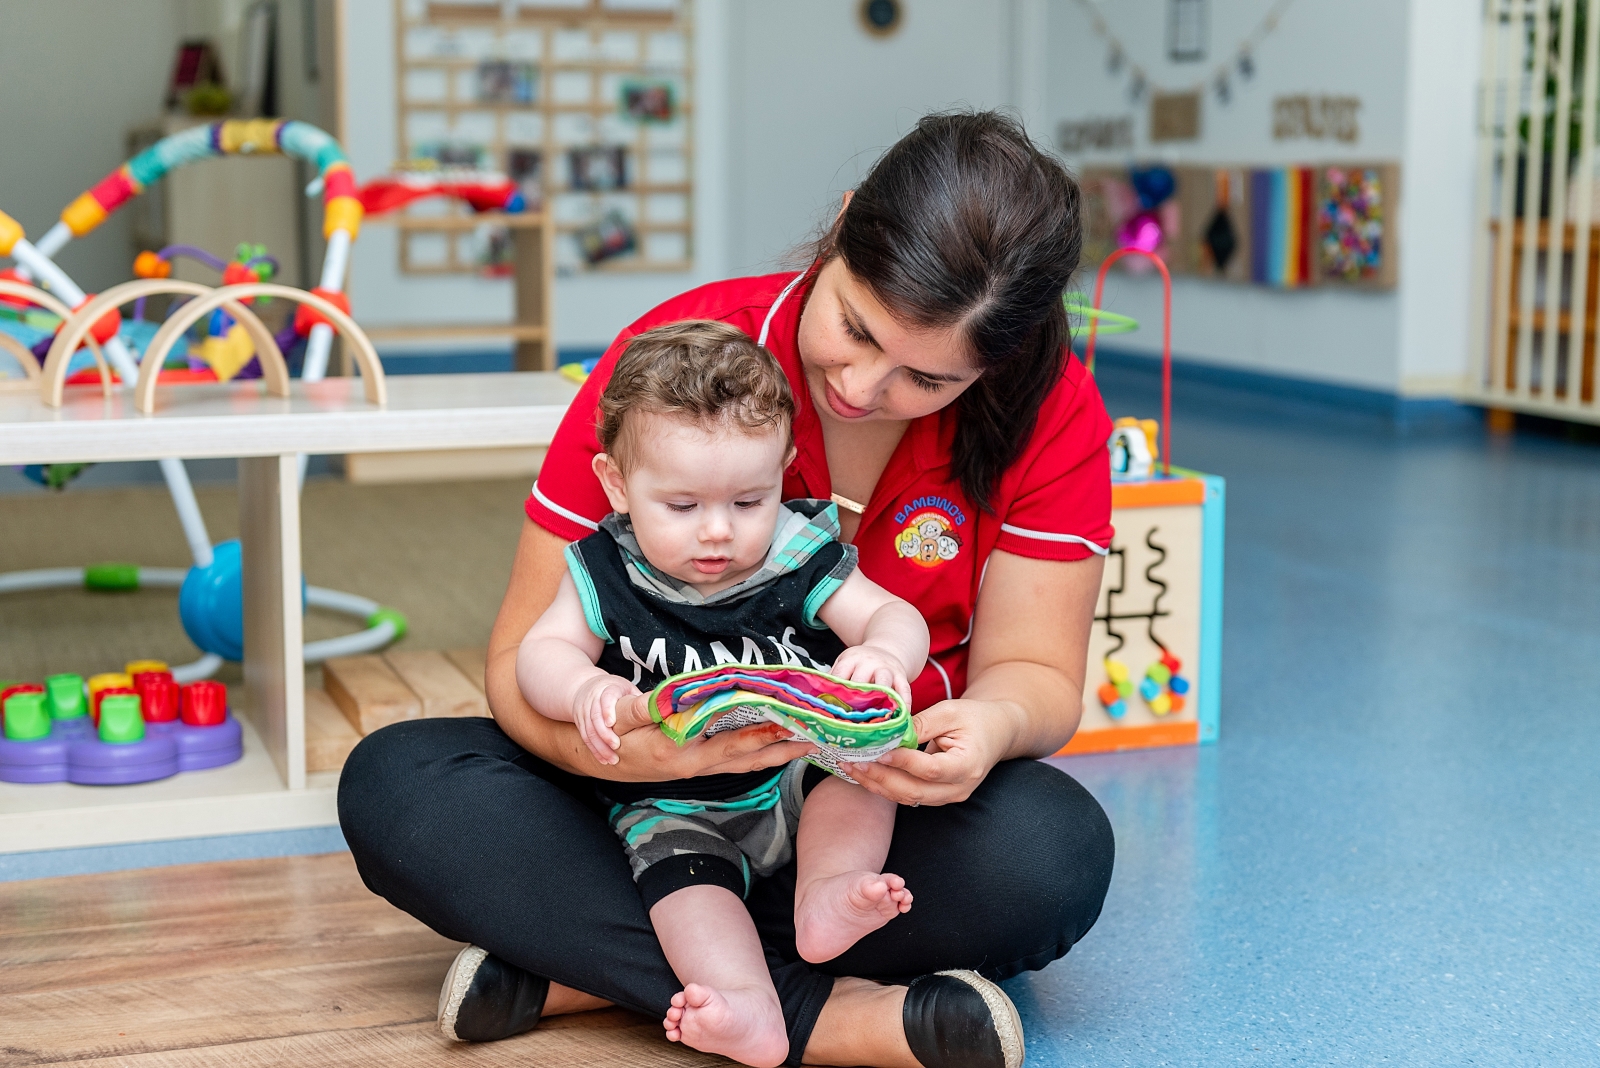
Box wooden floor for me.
[0,852,729,1067]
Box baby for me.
[516,320,929,1067]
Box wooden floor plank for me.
[1,853,728,1067]
[59,1016,728,1068]
[5,908,449,995]
[0,853,372,938]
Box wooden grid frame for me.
[1469,0,1600,418]
[393,0,695,276]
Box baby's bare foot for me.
[662,983,788,1067]
[794,871,913,963]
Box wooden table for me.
[0,373,577,853]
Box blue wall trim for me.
[0,826,348,882]
[1083,344,1482,433]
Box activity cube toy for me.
[1055,248,1225,756]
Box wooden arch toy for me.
[134,282,385,414]
[0,279,112,399]
[41,280,276,409]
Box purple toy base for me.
[151,713,244,772]
[0,729,72,784]
[66,733,180,786]
[1,710,243,786]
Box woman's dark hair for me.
[814,109,1082,511]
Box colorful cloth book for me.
[649,664,917,781]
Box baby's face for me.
[597,412,790,595]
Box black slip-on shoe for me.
[902,969,1025,1068]
[437,944,550,1042]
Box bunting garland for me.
[1072,0,1296,107]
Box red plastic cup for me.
[181,680,227,727]
[92,686,137,726]
[133,671,179,723]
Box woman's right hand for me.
[605,696,814,780]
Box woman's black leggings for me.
[337,718,1114,1066]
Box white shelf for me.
[0,372,580,465]
[0,715,337,853]
[0,372,577,856]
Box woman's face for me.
[796,257,981,424]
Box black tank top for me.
[565,510,853,803]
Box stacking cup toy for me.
[1,691,70,783]
[171,680,242,771]
[133,672,180,723]
[88,672,133,701]
[67,693,179,785]
[4,691,51,741]
[92,686,137,725]
[46,674,88,720]
[181,681,228,726]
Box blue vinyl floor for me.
[1020,365,1600,1066]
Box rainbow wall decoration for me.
[1249,167,1317,288]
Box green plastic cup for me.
[98,694,146,744]
[45,674,88,720]
[4,692,52,741]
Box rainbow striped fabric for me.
[1249,167,1317,288]
[649,664,916,780]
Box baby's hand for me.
[830,645,913,704]
[572,675,643,765]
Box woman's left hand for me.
[849,698,1011,806]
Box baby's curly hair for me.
[597,320,795,468]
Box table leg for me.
[239,454,306,789]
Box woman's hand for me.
[606,711,816,781]
[849,698,1019,806]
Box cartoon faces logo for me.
[895,508,962,567]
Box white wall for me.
[725,0,1016,273]
[1041,0,1417,392]
[0,1,185,293]
[1396,0,1481,394]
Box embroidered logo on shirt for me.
[894,507,963,567]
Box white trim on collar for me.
[758,273,808,347]
[532,481,601,532]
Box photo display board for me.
[395,0,694,275]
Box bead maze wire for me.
[1081,247,1173,477]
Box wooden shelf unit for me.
[0,372,578,854]
[394,0,695,277]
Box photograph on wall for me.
[576,209,638,265]
[410,141,492,170]
[477,60,538,105]
[620,80,675,123]
[567,144,629,191]
[508,148,543,203]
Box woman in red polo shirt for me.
[340,111,1115,1068]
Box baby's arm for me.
[815,571,931,703]
[516,573,650,765]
